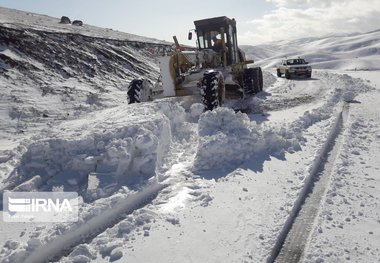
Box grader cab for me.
[127,16,263,111]
[191,16,244,66]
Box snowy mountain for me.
[1,7,380,263]
[242,29,380,70]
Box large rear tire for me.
[243,67,263,96]
[201,70,225,111]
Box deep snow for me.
[1,6,380,263]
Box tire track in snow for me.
[268,102,350,263]
[264,73,327,111]
[22,181,166,263]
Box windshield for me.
[286,59,306,65]
[197,30,223,50]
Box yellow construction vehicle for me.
[127,16,263,110]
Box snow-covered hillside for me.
[0,7,172,148]
[242,29,380,71]
[1,7,380,263]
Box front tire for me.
[277,69,282,77]
[285,70,291,79]
[127,79,152,104]
[201,70,225,111]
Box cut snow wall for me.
[4,101,188,196]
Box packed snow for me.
[1,6,380,263]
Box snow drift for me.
[194,72,372,171]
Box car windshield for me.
[287,59,306,65]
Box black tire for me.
[277,69,282,77]
[285,70,291,79]
[127,79,143,104]
[201,71,225,111]
[307,72,312,78]
[243,67,263,95]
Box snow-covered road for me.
[303,71,380,262]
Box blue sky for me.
[0,0,379,45]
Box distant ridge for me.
[242,29,380,71]
[0,6,170,44]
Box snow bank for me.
[2,101,186,199]
[194,72,372,171]
[293,72,372,127]
[194,107,301,170]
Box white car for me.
[276,58,312,79]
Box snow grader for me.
[127,16,263,110]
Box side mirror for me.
[188,32,192,40]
